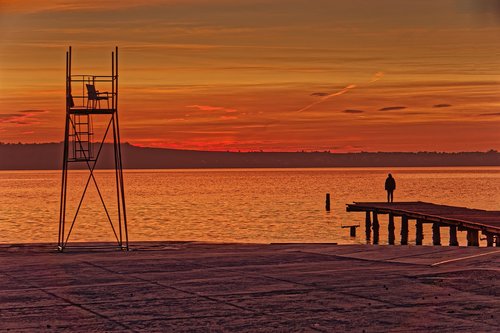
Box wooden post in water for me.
[388,213,395,245]
[484,232,494,247]
[350,226,357,237]
[372,212,380,245]
[400,215,409,245]
[432,222,441,246]
[365,211,371,241]
[416,219,424,245]
[449,226,459,246]
[325,193,330,211]
[496,235,500,247]
[467,229,479,246]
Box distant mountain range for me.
[0,143,499,170]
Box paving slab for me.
[0,242,498,332]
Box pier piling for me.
[416,219,424,245]
[467,229,479,246]
[432,222,441,246]
[484,232,494,247]
[401,215,409,245]
[372,212,380,244]
[365,211,371,241]
[325,193,330,211]
[388,213,395,245]
[449,226,459,246]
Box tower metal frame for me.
[58,46,128,251]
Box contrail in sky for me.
[297,84,356,112]
[369,71,384,83]
[297,71,384,112]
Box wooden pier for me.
[346,202,500,247]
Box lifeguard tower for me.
[58,47,128,251]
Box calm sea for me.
[0,167,499,246]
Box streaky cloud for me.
[219,115,238,120]
[187,104,237,113]
[477,112,500,117]
[0,110,45,125]
[433,104,452,108]
[19,110,48,113]
[379,106,407,111]
[343,109,365,114]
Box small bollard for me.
[325,193,330,211]
[350,226,357,237]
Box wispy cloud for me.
[477,112,500,117]
[0,110,47,125]
[219,115,238,120]
[187,105,238,113]
[19,109,49,113]
[343,109,365,114]
[379,106,407,111]
[0,0,163,13]
[433,104,452,108]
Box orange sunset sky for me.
[0,0,499,152]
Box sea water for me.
[0,167,499,246]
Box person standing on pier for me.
[385,173,396,203]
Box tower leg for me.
[112,114,123,248]
[58,115,70,251]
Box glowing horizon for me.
[1,0,499,152]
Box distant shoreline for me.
[1,166,500,172]
[0,143,499,170]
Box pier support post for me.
[416,219,424,245]
[484,232,494,247]
[372,212,380,245]
[365,211,371,241]
[400,215,409,245]
[449,226,459,246]
[432,222,441,246]
[467,229,479,246]
[496,235,500,247]
[388,213,395,245]
[350,226,357,237]
[325,193,330,211]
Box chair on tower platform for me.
[86,84,110,109]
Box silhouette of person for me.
[385,173,396,203]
